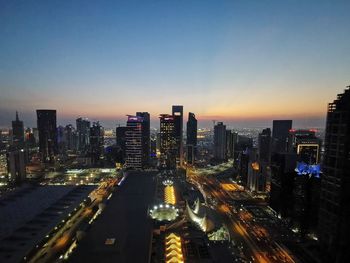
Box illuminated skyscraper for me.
[272,120,292,154]
[11,111,24,147]
[159,114,176,169]
[186,112,197,165]
[172,105,184,166]
[125,115,143,169]
[214,122,226,161]
[287,129,321,164]
[318,87,350,262]
[36,109,57,163]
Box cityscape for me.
[1,1,350,263]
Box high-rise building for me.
[258,128,271,163]
[136,112,150,167]
[116,126,129,164]
[318,87,350,262]
[214,122,226,161]
[12,111,24,147]
[186,112,197,165]
[125,115,143,169]
[172,105,184,166]
[7,149,26,185]
[24,128,36,148]
[247,148,268,193]
[89,122,104,166]
[36,109,57,162]
[269,152,297,217]
[159,114,176,169]
[64,124,77,151]
[287,129,321,164]
[226,130,237,159]
[76,117,90,153]
[272,120,292,154]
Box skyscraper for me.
[7,149,26,185]
[136,112,150,167]
[318,87,350,262]
[116,126,129,164]
[287,129,321,164]
[64,124,77,151]
[186,112,197,165]
[76,117,90,153]
[272,120,292,154]
[125,115,143,169]
[226,130,237,159]
[36,109,57,163]
[12,111,24,147]
[89,122,104,166]
[258,128,271,163]
[214,122,226,161]
[159,114,176,169]
[172,105,184,167]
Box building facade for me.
[36,109,57,163]
[214,122,226,161]
[159,114,176,169]
[186,112,197,165]
[318,87,350,262]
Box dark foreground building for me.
[69,171,156,263]
[318,87,350,262]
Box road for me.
[187,166,298,263]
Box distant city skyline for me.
[1,1,349,128]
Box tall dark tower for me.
[76,117,90,153]
[12,111,24,147]
[186,112,197,165]
[318,87,350,262]
[214,122,227,161]
[258,128,271,163]
[172,105,183,167]
[136,112,150,167]
[89,122,104,166]
[272,120,292,154]
[36,109,57,163]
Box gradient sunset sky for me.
[0,1,349,128]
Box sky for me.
[0,0,349,129]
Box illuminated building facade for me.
[36,109,57,163]
[159,114,176,169]
[125,115,143,169]
[214,122,226,161]
[186,112,197,165]
[287,129,321,164]
[318,87,350,262]
[172,105,184,167]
